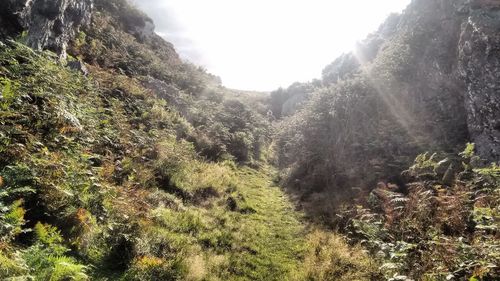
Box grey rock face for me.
[355,0,500,163]
[458,10,500,162]
[132,19,155,41]
[401,0,500,162]
[67,60,89,76]
[367,0,470,153]
[0,0,93,59]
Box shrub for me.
[23,223,89,281]
[1,200,26,241]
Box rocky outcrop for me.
[321,0,500,163]
[458,8,500,162]
[67,60,89,75]
[132,19,155,41]
[379,0,500,162]
[0,0,93,59]
[386,0,500,162]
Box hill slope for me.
[274,0,500,279]
[274,0,500,215]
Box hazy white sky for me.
[133,0,411,91]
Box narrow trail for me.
[226,167,378,281]
[228,168,307,281]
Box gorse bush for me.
[276,75,418,222]
[269,82,318,119]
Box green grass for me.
[224,167,306,280]
[124,164,308,281]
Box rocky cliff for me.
[367,0,500,163]
[458,3,500,161]
[356,0,500,163]
[0,0,93,59]
[400,0,500,163]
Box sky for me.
[133,0,411,91]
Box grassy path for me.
[227,167,307,281]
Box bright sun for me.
[133,0,411,91]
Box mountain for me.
[0,0,499,280]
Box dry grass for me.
[302,229,380,281]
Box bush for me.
[1,200,26,241]
[23,223,89,281]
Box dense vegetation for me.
[273,1,499,280]
[0,0,377,280]
[0,0,499,280]
[0,34,379,281]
